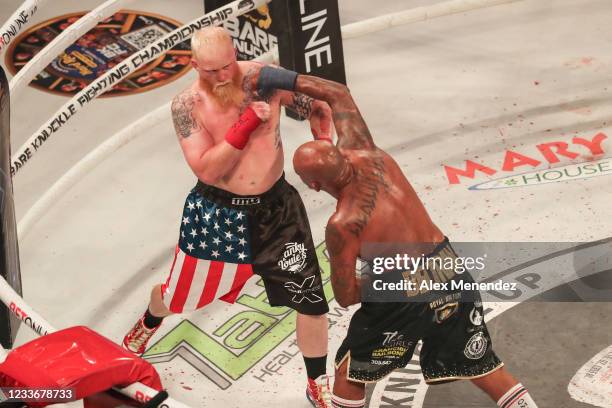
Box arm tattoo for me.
[346,156,390,238]
[286,93,313,119]
[241,67,256,102]
[291,74,375,147]
[326,222,346,256]
[333,110,375,150]
[171,91,201,139]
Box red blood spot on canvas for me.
[581,57,594,65]
[566,106,592,116]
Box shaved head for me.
[293,141,350,195]
[191,27,233,61]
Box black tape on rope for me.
[0,66,24,348]
[142,390,169,408]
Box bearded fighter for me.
[122,27,334,407]
[254,68,539,408]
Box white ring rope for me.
[341,0,522,39]
[255,0,523,65]
[0,274,54,336]
[10,0,271,177]
[0,346,6,364]
[9,0,135,99]
[0,0,46,54]
[0,275,192,408]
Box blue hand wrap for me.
[256,66,298,98]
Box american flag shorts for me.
[161,175,329,315]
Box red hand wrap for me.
[225,107,262,150]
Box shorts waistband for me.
[194,173,289,207]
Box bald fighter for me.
[255,68,539,408]
[123,27,334,407]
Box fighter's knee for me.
[335,362,347,377]
[298,312,327,319]
[333,362,366,405]
[151,284,163,297]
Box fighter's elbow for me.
[326,83,353,110]
[333,287,356,308]
[328,83,350,100]
[335,296,352,308]
[196,169,220,185]
[191,152,226,185]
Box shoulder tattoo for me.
[171,90,201,139]
[243,64,276,103]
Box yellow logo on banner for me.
[245,5,272,29]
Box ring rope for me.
[256,0,523,65]
[0,0,46,54]
[341,0,522,39]
[9,0,135,98]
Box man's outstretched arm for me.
[257,67,375,150]
[277,90,334,142]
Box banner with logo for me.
[0,66,23,348]
[205,0,287,61]
[204,0,346,119]
[5,11,192,98]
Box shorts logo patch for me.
[434,302,459,323]
[464,332,488,360]
[382,331,403,346]
[283,275,323,304]
[278,242,307,273]
[469,307,483,326]
[380,331,412,348]
[231,197,260,205]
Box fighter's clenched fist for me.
[249,101,270,122]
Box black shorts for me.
[162,174,328,316]
[335,239,502,383]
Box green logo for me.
[144,242,334,389]
[470,157,612,190]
